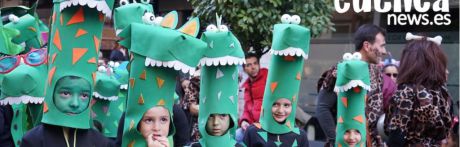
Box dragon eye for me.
[219,25,229,32]
[342,53,353,61]
[206,24,218,32]
[119,0,129,5]
[290,15,301,24]
[142,12,156,25]
[281,14,290,24]
[352,52,362,60]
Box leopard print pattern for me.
[317,64,384,146]
[387,84,452,147]
[180,76,201,142]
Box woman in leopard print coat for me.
[386,36,452,147]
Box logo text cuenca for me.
[334,0,451,26]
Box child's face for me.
[206,114,231,136]
[138,106,170,139]
[53,76,91,115]
[344,129,361,146]
[271,98,292,123]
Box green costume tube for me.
[334,52,371,147]
[259,14,310,136]
[117,9,207,146]
[197,14,245,146]
[42,0,114,129]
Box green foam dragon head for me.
[1,1,45,52]
[93,64,121,101]
[113,0,154,35]
[269,14,310,59]
[334,52,371,147]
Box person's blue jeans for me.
[235,128,245,143]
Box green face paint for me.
[53,76,91,114]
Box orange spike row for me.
[160,13,175,28]
[47,67,56,85]
[60,15,63,25]
[53,29,62,51]
[353,115,364,124]
[92,72,97,86]
[156,77,165,88]
[72,48,88,64]
[28,27,36,32]
[138,94,144,105]
[43,102,48,113]
[128,141,135,147]
[179,20,198,36]
[270,82,278,93]
[296,72,301,80]
[139,70,146,80]
[338,116,343,123]
[129,78,135,89]
[87,57,96,64]
[75,29,87,38]
[51,53,57,64]
[93,36,100,54]
[341,97,348,108]
[67,7,85,25]
[157,99,165,106]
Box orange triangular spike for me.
[51,53,57,64]
[283,56,296,62]
[28,27,36,32]
[286,120,292,129]
[157,99,165,106]
[296,72,301,80]
[99,12,105,22]
[354,115,364,123]
[139,70,146,80]
[338,143,342,147]
[292,95,297,102]
[270,82,278,93]
[75,29,87,38]
[129,120,135,130]
[129,78,135,88]
[87,57,96,64]
[92,72,97,86]
[138,94,144,105]
[72,48,87,64]
[60,15,63,25]
[341,97,348,108]
[67,7,85,25]
[53,29,62,51]
[254,123,261,129]
[52,12,56,24]
[156,77,165,88]
[338,116,344,123]
[93,36,100,54]
[161,12,176,28]
[353,87,361,93]
[48,67,56,85]
[128,141,135,147]
[179,20,198,36]
[43,102,48,113]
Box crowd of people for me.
[0,1,458,147]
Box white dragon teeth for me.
[60,0,112,18]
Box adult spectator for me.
[236,52,268,142]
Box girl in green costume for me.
[334,52,371,147]
[243,14,310,147]
[20,0,115,146]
